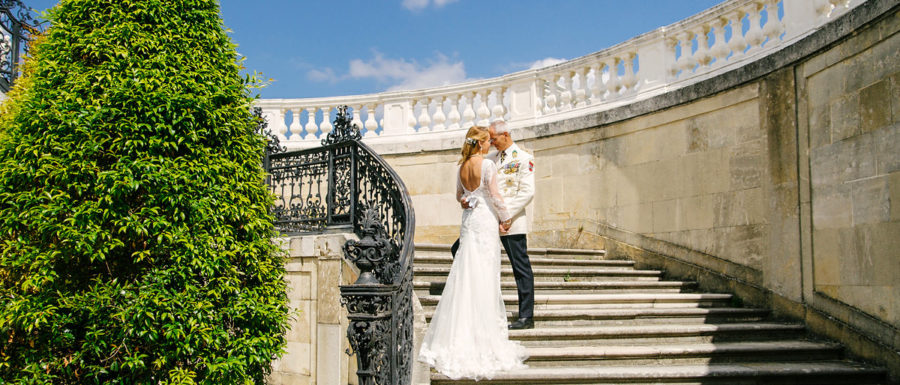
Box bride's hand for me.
[500,220,511,233]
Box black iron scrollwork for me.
[253,106,285,155]
[343,208,398,285]
[264,105,414,385]
[0,0,41,92]
[321,105,362,146]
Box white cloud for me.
[402,0,458,11]
[307,67,338,82]
[528,57,567,70]
[308,51,469,92]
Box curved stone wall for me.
[372,0,899,377]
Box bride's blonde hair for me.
[459,126,490,165]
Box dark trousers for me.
[450,234,534,319]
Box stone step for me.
[521,340,843,367]
[413,266,662,282]
[413,255,634,269]
[414,280,698,296]
[508,323,806,347]
[415,243,607,260]
[423,307,771,327]
[419,293,734,311]
[430,361,887,384]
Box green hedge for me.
[0,0,289,383]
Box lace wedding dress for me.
[418,158,528,380]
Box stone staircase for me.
[413,243,889,385]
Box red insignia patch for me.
[528,160,534,172]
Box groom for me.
[451,120,536,330]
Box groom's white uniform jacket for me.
[487,143,534,235]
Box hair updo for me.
[459,126,490,165]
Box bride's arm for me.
[486,162,512,223]
[456,173,464,203]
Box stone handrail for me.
[255,0,863,150]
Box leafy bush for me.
[0,0,289,383]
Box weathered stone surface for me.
[713,188,766,228]
[316,324,343,385]
[316,260,342,324]
[812,184,852,229]
[830,92,860,142]
[871,30,900,84]
[729,139,764,190]
[850,176,891,225]
[891,171,900,221]
[809,132,877,187]
[678,195,715,231]
[286,271,313,301]
[285,300,312,343]
[892,72,900,123]
[859,80,892,133]
[813,228,842,286]
[875,122,900,174]
[808,103,832,148]
[651,199,679,233]
[843,51,874,95]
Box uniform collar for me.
[500,143,517,159]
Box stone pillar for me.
[759,67,803,305]
[315,234,352,385]
[268,233,357,385]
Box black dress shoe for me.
[508,317,534,330]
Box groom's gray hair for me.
[491,120,509,135]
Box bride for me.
[418,126,528,380]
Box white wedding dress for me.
[418,158,528,380]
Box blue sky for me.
[26,0,724,99]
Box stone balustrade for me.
[255,0,865,150]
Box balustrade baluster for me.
[666,38,680,79]
[433,96,447,131]
[462,92,476,128]
[490,87,505,121]
[695,25,712,67]
[744,3,765,53]
[576,67,589,107]
[676,31,696,75]
[476,90,491,126]
[535,78,546,116]
[319,106,333,137]
[268,108,288,141]
[622,53,637,92]
[364,103,378,137]
[351,104,364,131]
[416,98,431,131]
[710,17,729,66]
[606,59,621,98]
[762,0,785,46]
[289,108,303,141]
[590,63,604,103]
[560,71,574,110]
[304,107,319,139]
[446,95,461,130]
[728,10,748,59]
[546,74,560,113]
[557,71,574,111]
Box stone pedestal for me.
[268,233,359,385]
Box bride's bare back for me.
[459,156,483,192]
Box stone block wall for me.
[801,13,900,329]
[383,0,900,377]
